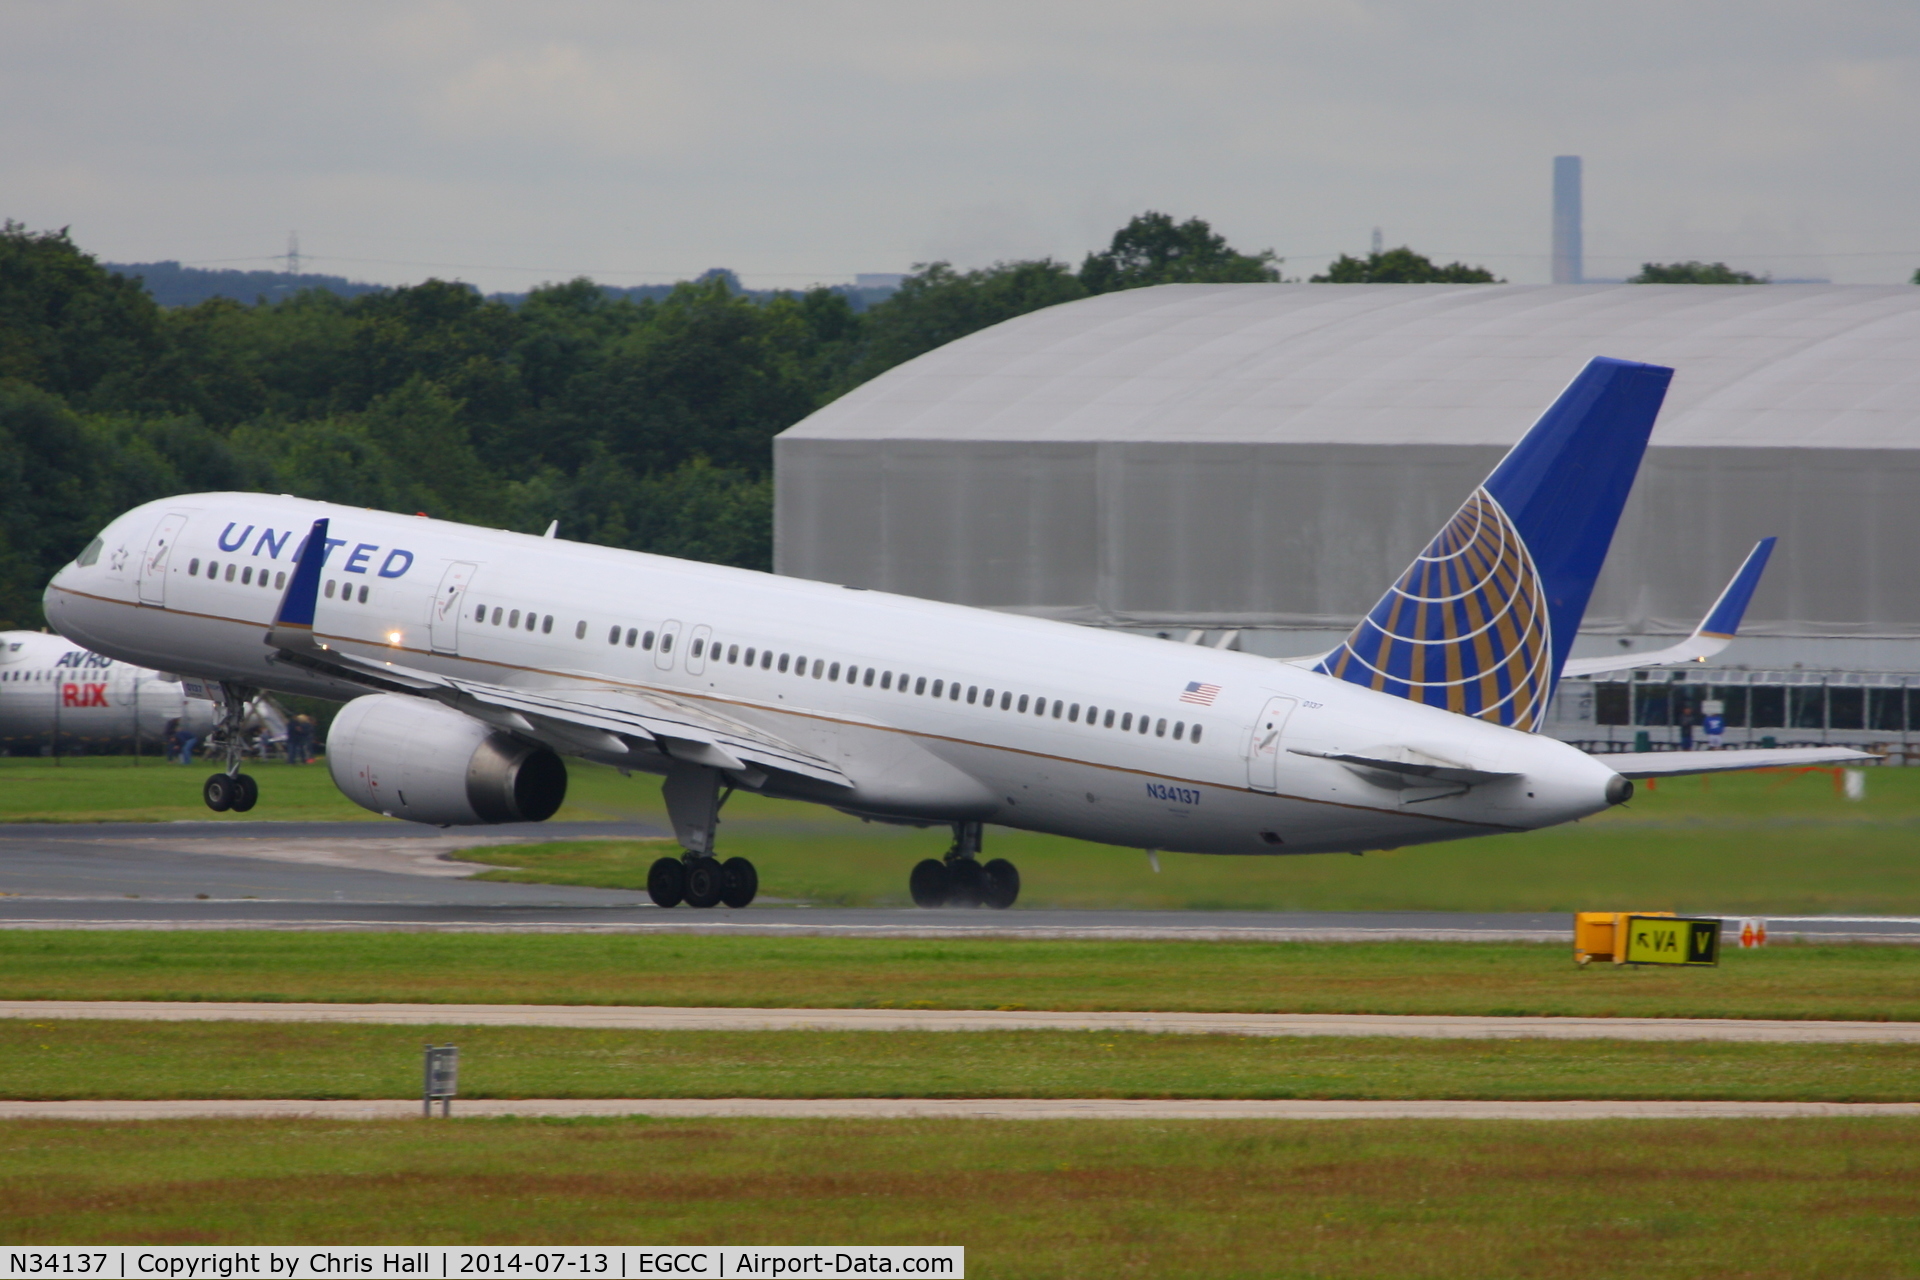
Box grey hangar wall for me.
[775,283,1920,654]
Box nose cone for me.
[42,565,72,622]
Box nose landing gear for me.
[911,821,1018,909]
[201,681,259,813]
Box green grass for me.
[0,756,658,824]
[3,1020,1918,1102]
[4,1116,1918,1274]
[5,932,1919,1020]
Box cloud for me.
[1,0,1916,288]
[423,43,701,160]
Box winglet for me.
[1699,537,1776,639]
[266,517,328,650]
[1560,536,1777,678]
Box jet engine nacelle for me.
[326,693,567,825]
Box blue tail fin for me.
[1315,357,1674,730]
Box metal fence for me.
[1546,669,1918,764]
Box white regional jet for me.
[0,630,216,756]
[43,358,1871,909]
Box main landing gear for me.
[202,681,258,814]
[646,761,758,909]
[911,820,1018,910]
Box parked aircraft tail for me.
[1315,356,1674,731]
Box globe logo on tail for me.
[1316,488,1553,731]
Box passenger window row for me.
[187,558,286,591]
[576,619,1206,744]
[477,604,554,635]
[609,625,667,652]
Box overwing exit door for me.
[1246,696,1298,792]
[431,562,478,654]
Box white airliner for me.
[42,358,1870,909]
[0,630,215,756]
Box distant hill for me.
[111,260,902,312]
[104,260,388,308]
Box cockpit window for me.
[75,538,103,568]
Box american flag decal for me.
[1179,681,1220,706]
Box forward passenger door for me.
[139,512,190,606]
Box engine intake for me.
[326,693,567,825]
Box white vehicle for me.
[43,357,1871,909]
[0,630,216,756]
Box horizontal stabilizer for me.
[1563,537,1777,678]
[1289,746,1517,787]
[1600,747,1878,780]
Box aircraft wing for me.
[1598,746,1878,779]
[1562,538,1775,678]
[264,518,851,790]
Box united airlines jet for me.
[42,358,1869,909]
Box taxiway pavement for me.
[5,999,1918,1042]
[2,820,1916,942]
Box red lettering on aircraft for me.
[61,683,108,708]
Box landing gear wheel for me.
[720,857,758,909]
[683,856,726,909]
[981,858,1020,910]
[909,858,949,908]
[229,774,259,813]
[203,773,236,812]
[945,859,986,908]
[647,856,687,908]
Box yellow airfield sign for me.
[1620,915,1722,966]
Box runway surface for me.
[6,1000,1917,1042]
[3,820,1917,941]
[4,1098,1916,1121]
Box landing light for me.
[387,631,403,646]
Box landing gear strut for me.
[646,762,758,910]
[911,821,1018,909]
[202,681,258,813]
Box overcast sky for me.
[6,1,1918,291]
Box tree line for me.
[0,212,1288,628]
[15,214,1797,632]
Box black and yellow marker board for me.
[1620,915,1721,966]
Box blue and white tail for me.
[1315,357,1674,731]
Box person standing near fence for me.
[286,714,313,765]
